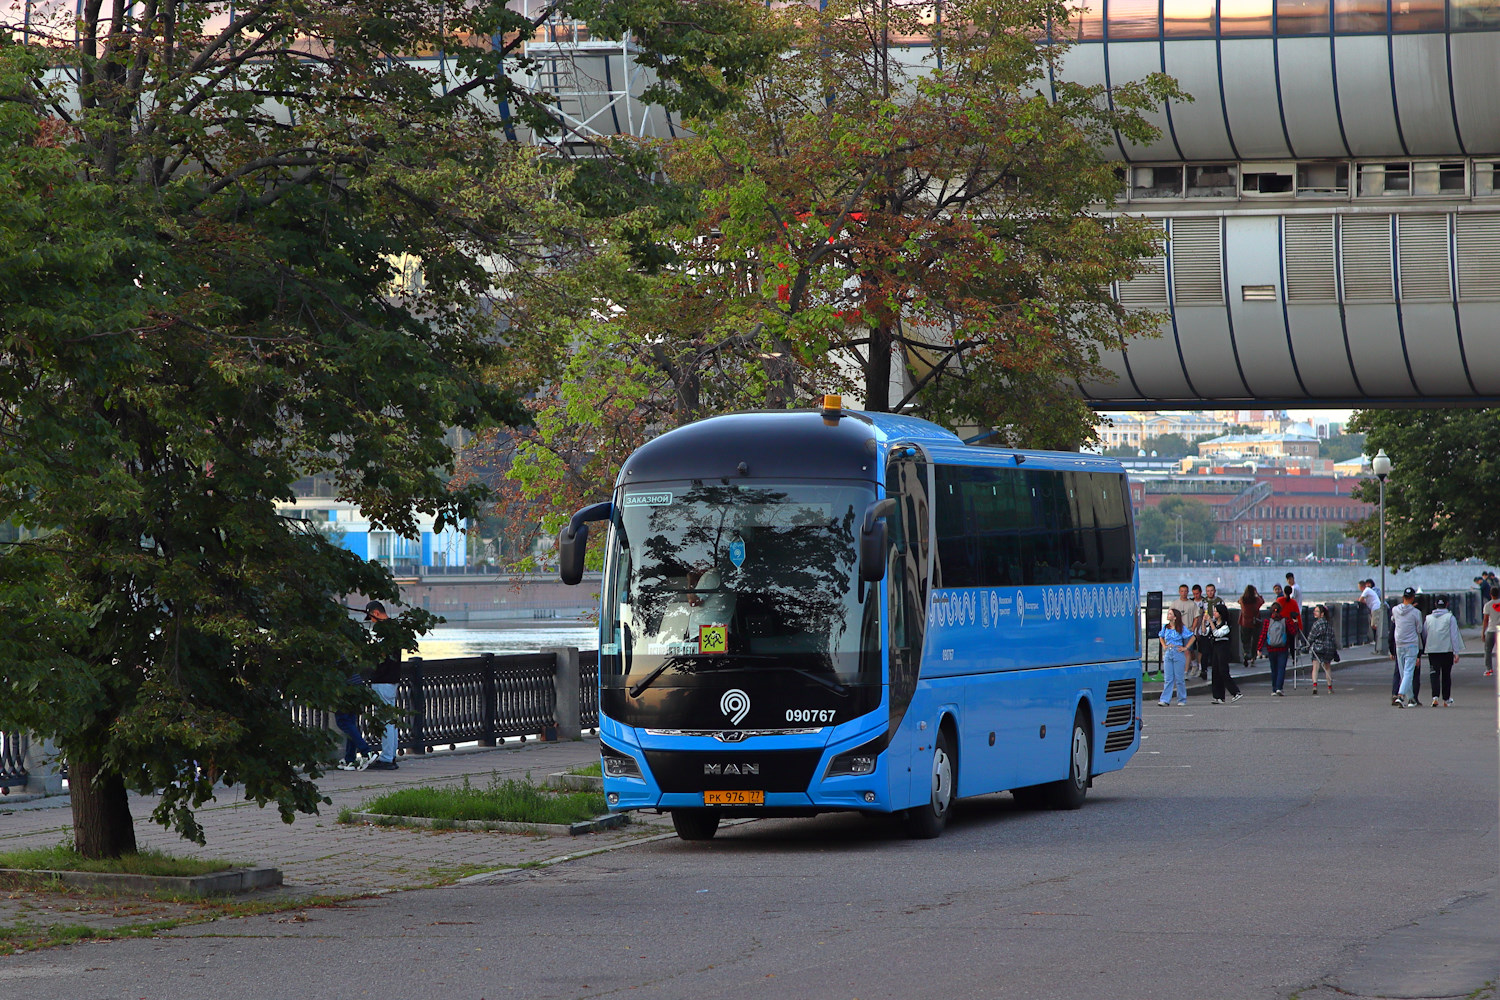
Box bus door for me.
[885,450,931,806]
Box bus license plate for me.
[704,790,764,805]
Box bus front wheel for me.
[671,809,721,841]
[904,728,955,839]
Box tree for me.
[488,0,1180,555]
[1344,409,1500,570]
[1318,432,1366,464]
[0,0,775,857]
[1135,497,1217,556]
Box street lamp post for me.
[1372,449,1391,650]
[1174,514,1184,564]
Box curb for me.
[1145,650,1388,700]
[346,811,628,837]
[0,865,282,896]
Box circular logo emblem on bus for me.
[720,688,751,725]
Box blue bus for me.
[558,398,1141,840]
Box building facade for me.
[1058,4,1500,407]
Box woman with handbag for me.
[1306,603,1339,694]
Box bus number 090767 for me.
[786,709,836,723]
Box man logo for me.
[704,762,759,776]
[720,688,750,725]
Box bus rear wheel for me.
[671,809,721,841]
[904,728,955,839]
[1013,709,1091,811]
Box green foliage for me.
[1346,409,1500,569]
[0,846,237,878]
[490,0,1181,541]
[1136,497,1218,553]
[356,776,607,825]
[1318,432,1366,464]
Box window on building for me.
[1334,0,1388,31]
[1412,161,1468,195]
[1187,163,1238,197]
[1109,0,1160,36]
[1165,0,1217,34]
[1062,0,1106,38]
[1242,164,1296,196]
[1297,161,1350,197]
[1390,0,1445,29]
[1222,0,1274,33]
[1132,166,1184,199]
[1359,162,1410,196]
[1277,0,1331,31]
[1453,0,1500,28]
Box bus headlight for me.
[601,743,643,779]
[825,736,885,778]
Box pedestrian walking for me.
[1389,587,1426,708]
[1423,597,1464,707]
[1208,603,1242,704]
[1484,586,1500,677]
[364,600,403,770]
[1360,579,1382,648]
[1238,585,1264,666]
[1158,608,1194,707]
[1305,604,1338,695]
[1257,602,1293,696]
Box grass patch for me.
[359,775,606,825]
[567,761,602,777]
[0,845,237,878]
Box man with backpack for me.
[1257,602,1293,696]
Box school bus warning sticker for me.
[699,624,728,655]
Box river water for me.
[412,623,598,658]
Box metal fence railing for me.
[1,729,28,789]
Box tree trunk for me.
[70,756,138,859]
[865,325,893,412]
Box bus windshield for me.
[601,481,880,688]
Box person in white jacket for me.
[1423,598,1465,707]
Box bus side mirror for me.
[559,501,614,586]
[859,498,898,583]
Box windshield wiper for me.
[628,656,689,699]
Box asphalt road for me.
[4,658,1496,1000]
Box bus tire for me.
[1012,709,1091,810]
[671,809,721,841]
[903,727,955,839]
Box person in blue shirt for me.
[1158,608,1195,706]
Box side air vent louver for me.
[1117,219,1167,307]
[1103,729,1136,753]
[1397,215,1451,302]
[1284,216,1337,302]
[1106,678,1138,702]
[1456,214,1500,301]
[1170,217,1225,305]
[1104,704,1133,728]
[1341,214,1394,302]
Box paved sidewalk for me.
[0,736,669,901]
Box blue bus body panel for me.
[923,584,1138,675]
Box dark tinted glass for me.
[934,467,1133,587]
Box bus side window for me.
[886,454,929,724]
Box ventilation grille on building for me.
[1117,220,1167,306]
[1170,217,1224,305]
[1284,215,1337,302]
[1397,215,1451,301]
[1456,214,1500,301]
[1242,284,1277,301]
[1341,215,1393,302]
